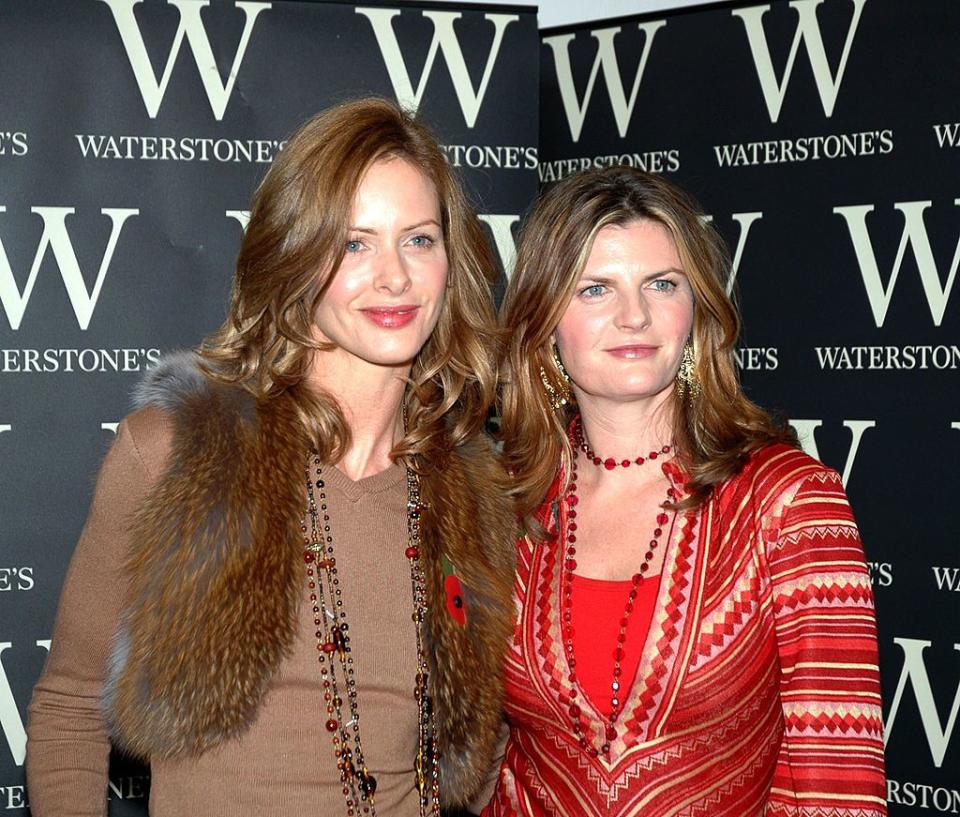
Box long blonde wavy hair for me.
[500,167,795,523]
[199,97,500,467]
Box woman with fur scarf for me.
[26,98,514,817]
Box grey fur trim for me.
[132,350,209,412]
[101,624,129,722]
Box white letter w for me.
[99,0,270,120]
[356,8,518,128]
[732,0,867,123]
[543,21,666,143]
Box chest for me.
[505,504,784,754]
[567,478,676,580]
[296,474,423,759]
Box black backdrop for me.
[538,1,958,814]
[1,0,958,814]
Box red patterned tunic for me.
[483,444,886,817]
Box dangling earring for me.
[539,345,572,411]
[676,341,700,399]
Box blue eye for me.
[410,234,435,247]
[650,279,677,292]
[580,284,606,298]
[345,239,363,254]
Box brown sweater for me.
[27,406,426,816]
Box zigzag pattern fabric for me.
[483,445,886,817]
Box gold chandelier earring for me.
[675,341,701,399]
[539,345,572,411]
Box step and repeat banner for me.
[2,0,957,813]
[0,0,537,812]
[539,0,958,814]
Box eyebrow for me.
[647,267,685,279]
[578,275,615,285]
[579,267,686,282]
[348,219,441,235]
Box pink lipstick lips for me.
[605,344,658,359]
[360,305,419,328]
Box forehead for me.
[582,219,680,274]
[354,157,438,207]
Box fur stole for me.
[103,353,515,806]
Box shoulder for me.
[121,351,254,481]
[714,442,845,516]
[133,350,253,419]
[83,405,174,525]
[132,350,212,413]
[120,405,175,483]
[740,442,835,494]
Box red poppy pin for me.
[442,554,467,627]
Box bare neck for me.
[307,350,410,480]
[575,390,675,464]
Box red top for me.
[569,574,659,719]
[483,445,886,817]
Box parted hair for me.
[499,167,795,522]
[199,97,500,466]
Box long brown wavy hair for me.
[199,97,500,467]
[500,167,795,522]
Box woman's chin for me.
[578,381,675,404]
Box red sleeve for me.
[764,468,887,817]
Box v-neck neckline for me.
[529,457,704,771]
[322,459,406,502]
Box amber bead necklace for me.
[301,443,440,816]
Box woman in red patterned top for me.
[481,167,886,817]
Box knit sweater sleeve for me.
[26,409,169,817]
[763,467,887,817]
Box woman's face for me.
[312,157,448,370]
[554,219,694,407]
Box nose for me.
[374,246,411,295]
[615,290,651,332]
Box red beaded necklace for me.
[559,420,677,758]
[575,420,672,470]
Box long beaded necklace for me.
[559,419,677,758]
[301,451,440,817]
